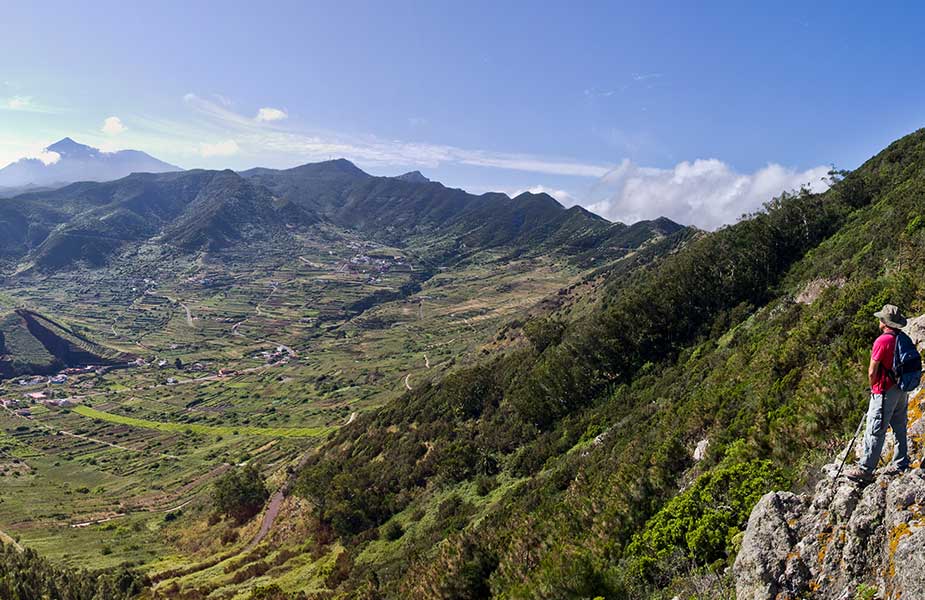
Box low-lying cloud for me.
[585,159,831,229]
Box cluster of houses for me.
[1,394,77,416]
[344,252,413,285]
[16,373,69,387]
[253,345,293,364]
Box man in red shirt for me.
[846,304,911,483]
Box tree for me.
[212,465,269,524]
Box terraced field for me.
[0,226,583,574]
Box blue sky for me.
[2,1,924,227]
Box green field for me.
[72,405,332,438]
[0,225,583,589]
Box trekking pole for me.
[833,414,866,481]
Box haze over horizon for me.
[3,1,925,228]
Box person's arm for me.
[869,357,880,388]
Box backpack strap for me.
[883,330,898,384]
[886,327,900,385]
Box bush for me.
[212,465,269,524]
[624,459,788,582]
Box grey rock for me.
[735,437,925,600]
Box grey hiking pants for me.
[859,386,909,473]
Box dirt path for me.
[178,301,194,326]
[245,490,284,551]
[243,451,314,551]
[404,373,413,391]
[72,514,126,528]
[298,256,323,268]
[255,284,278,317]
[231,319,247,337]
[147,291,194,327]
[0,528,22,551]
[424,354,430,369]
[345,411,357,425]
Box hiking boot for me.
[879,463,911,477]
[844,465,874,484]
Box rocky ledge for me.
[734,388,925,600]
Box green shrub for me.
[212,465,269,524]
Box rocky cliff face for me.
[734,317,925,600]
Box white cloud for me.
[199,139,240,157]
[255,107,287,122]
[1,95,60,114]
[101,116,127,135]
[584,159,830,229]
[33,150,61,165]
[6,96,31,110]
[182,93,611,177]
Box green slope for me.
[272,128,925,598]
[0,309,129,378]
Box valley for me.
[0,216,604,576]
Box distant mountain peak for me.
[46,137,95,157]
[395,170,430,183]
[0,137,181,188]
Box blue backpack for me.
[890,331,922,392]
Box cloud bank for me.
[585,159,831,230]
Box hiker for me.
[846,304,911,483]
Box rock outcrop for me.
[735,389,925,600]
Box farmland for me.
[0,224,582,573]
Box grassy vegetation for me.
[258,130,925,598]
[72,406,331,438]
[0,215,614,597]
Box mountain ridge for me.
[0,157,683,272]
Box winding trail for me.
[404,373,413,391]
[146,291,194,327]
[178,301,193,326]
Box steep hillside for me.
[0,169,316,270]
[0,309,129,377]
[243,161,682,262]
[185,128,925,599]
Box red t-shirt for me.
[871,332,896,394]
